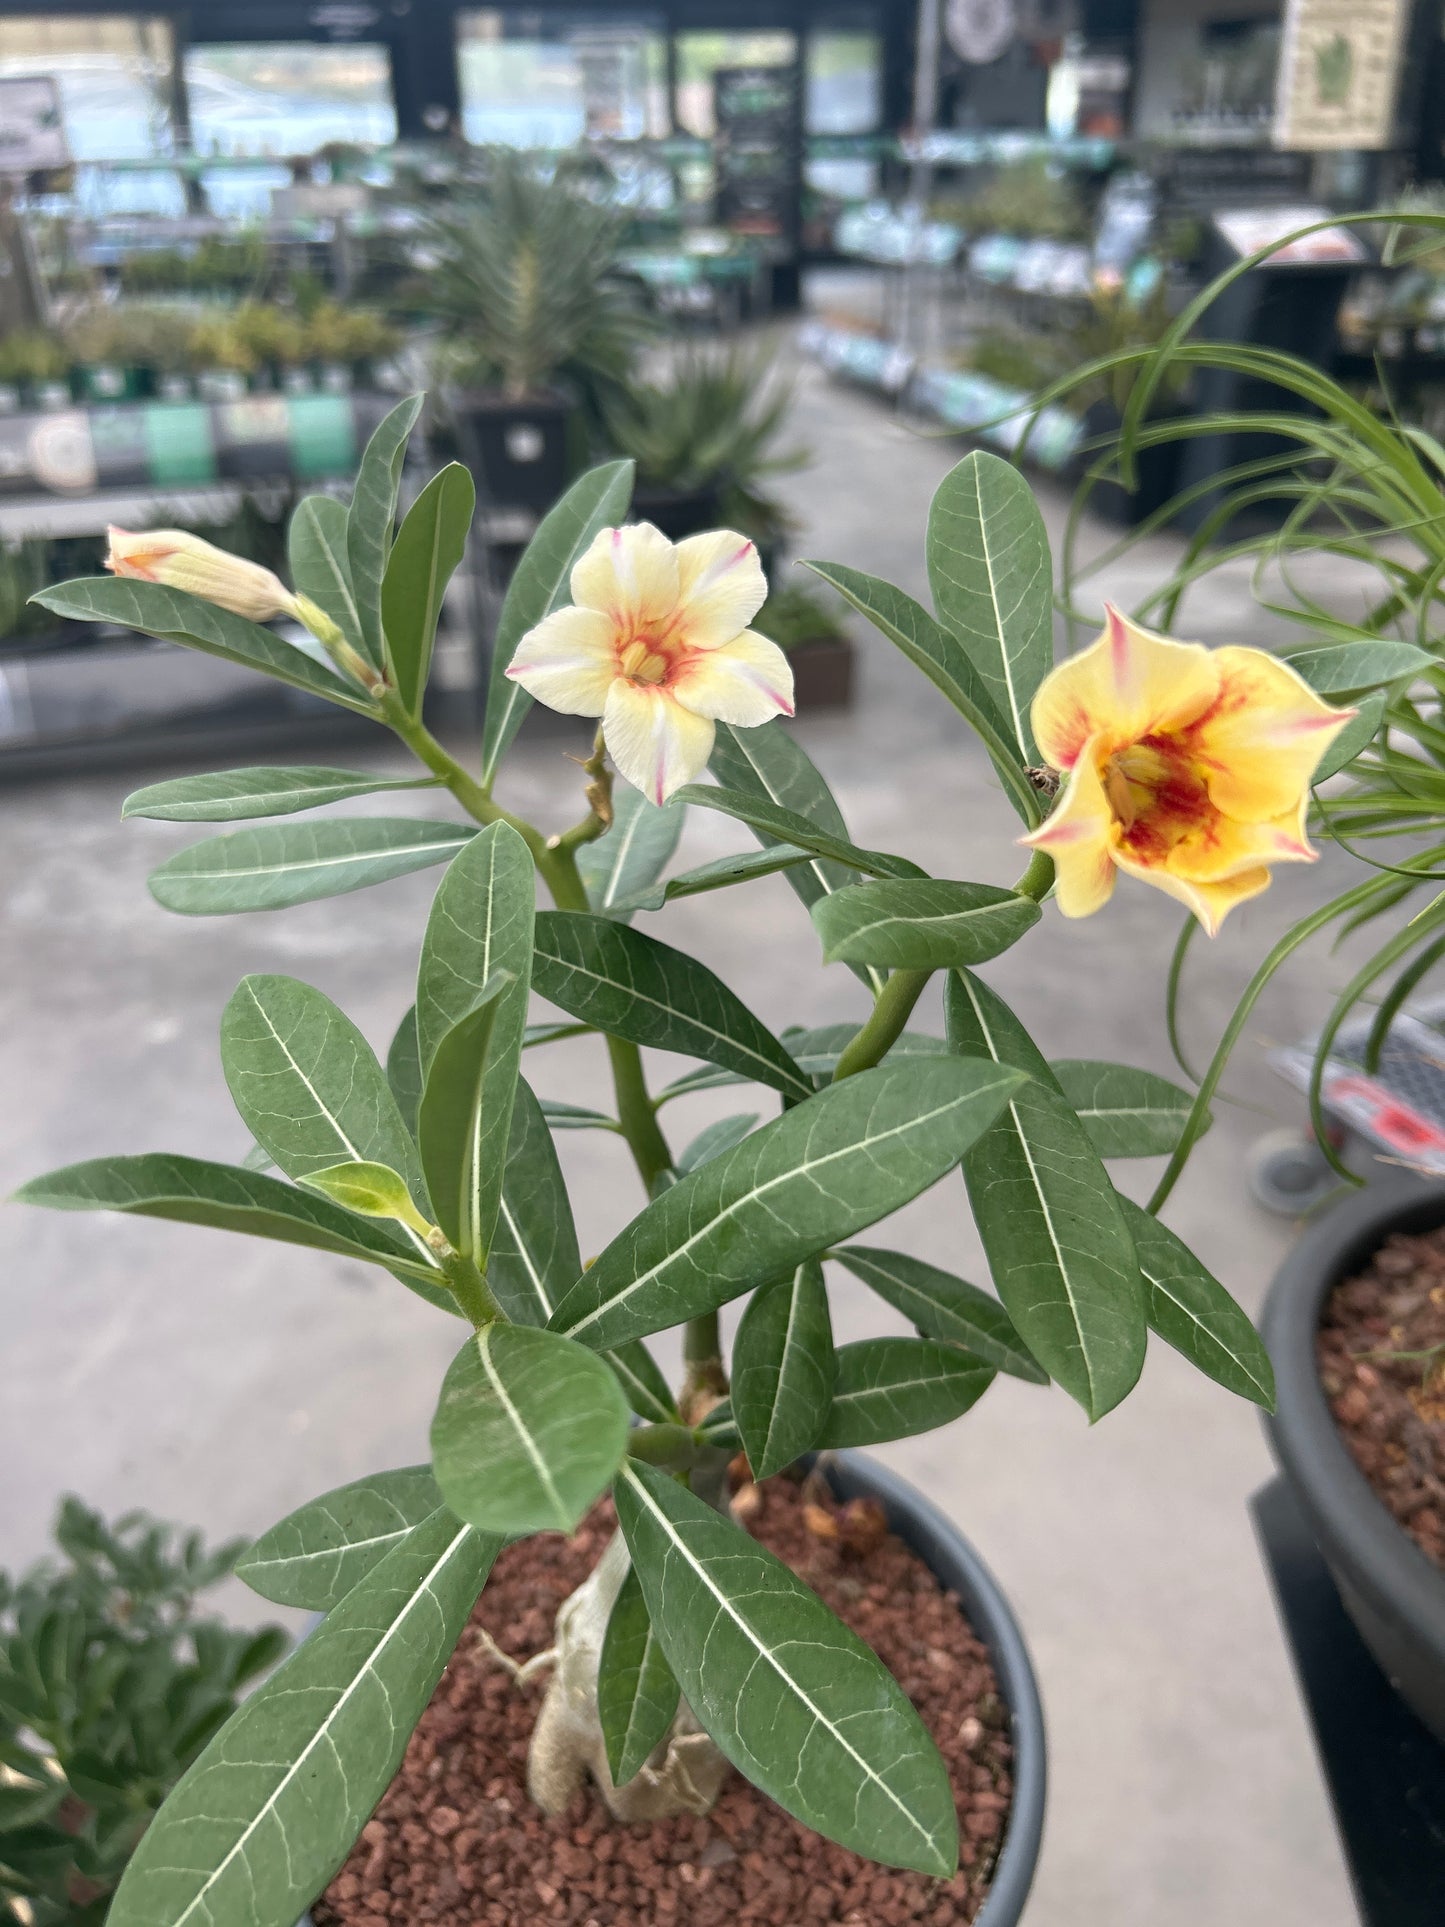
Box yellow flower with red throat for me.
[1020,605,1354,935]
[106,527,301,624]
[505,522,794,805]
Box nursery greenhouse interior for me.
[6,3,1445,1926]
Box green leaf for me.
[417,976,510,1262]
[104,1508,495,1927]
[490,1078,580,1325]
[31,575,370,712]
[1051,1060,1204,1159]
[802,562,1040,827]
[615,1461,957,1876]
[382,461,475,714]
[694,1398,740,1449]
[149,818,472,915]
[710,718,886,994]
[532,911,812,1103]
[347,394,424,666]
[236,1466,445,1611]
[732,1261,835,1479]
[654,1028,947,1101]
[598,1566,681,1786]
[482,459,635,784]
[12,1152,442,1282]
[386,1004,423,1138]
[576,784,686,921]
[606,1339,679,1424]
[675,785,924,882]
[1314,689,1385,780]
[550,1059,1026,1351]
[431,1324,630,1534]
[831,1245,1046,1382]
[926,450,1054,763]
[539,1098,618,1131]
[817,1338,995,1446]
[676,1113,759,1174]
[301,1161,426,1226]
[812,878,1040,969]
[414,822,535,1264]
[1118,1198,1276,1408]
[1282,639,1432,698]
[611,844,816,916]
[288,493,363,649]
[945,971,1146,1420]
[122,765,437,823]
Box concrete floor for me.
[0,351,1384,1926]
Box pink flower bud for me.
[106,527,300,624]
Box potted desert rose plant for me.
[14,397,1334,1927]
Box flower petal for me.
[1165,796,1316,884]
[571,523,679,627]
[603,679,716,806]
[505,605,617,716]
[673,530,769,648]
[1032,604,1220,771]
[1019,739,1118,919]
[670,628,795,726]
[1189,646,1354,822]
[1112,847,1271,937]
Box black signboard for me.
[712,64,802,261]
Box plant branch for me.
[832,970,933,1082]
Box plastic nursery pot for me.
[629,479,724,541]
[787,632,855,712]
[1262,1173,1445,1742]
[452,388,573,514]
[298,1450,1046,1927]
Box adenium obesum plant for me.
[15,399,1345,1925]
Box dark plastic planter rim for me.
[299,1448,1045,1927]
[1261,1174,1445,1666]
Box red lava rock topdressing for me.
[1318,1227,1445,1571]
[313,1473,1014,1927]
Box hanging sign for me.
[944,0,1017,67]
[1274,0,1410,151]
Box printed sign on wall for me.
[1274,0,1409,150]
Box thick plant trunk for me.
[524,1530,730,1824]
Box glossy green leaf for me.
[105,1507,495,1927]
[288,493,363,649]
[926,450,1053,763]
[236,1466,445,1611]
[301,1161,425,1225]
[576,784,686,921]
[347,394,424,666]
[550,1059,1025,1351]
[812,878,1039,969]
[831,1245,1046,1382]
[611,843,815,915]
[481,459,635,784]
[415,822,536,1263]
[149,818,472,915]
[11,1152,441,1283]
[606,1339,679,1424]
[817,1338,995,1446]
[676,1113,759,1174]
[417,976,510,1262]
[532,911,811,1103]
[710,718,885,993]
[382,461,475,714]
[386,1004,423,1137]
[777,1026,950,1081]
[732,1261,835,1479]
[801,561,1039,826]
[539,1098,618,1131]
[615,1460,957,1876]
[1118,1198,1276,1408]
[31,575,370,712]
[489,1078,580,1325]
[946,970,1146,1419]
[598,1565,681,1786]
[694,1398,740,1449]
[1314,689,1386,780]
[1281,639,1432,698]
[431,1324,630,1535]
[1051,1060,1204,1159]
[675,784,924,882]
[122,765,436,823]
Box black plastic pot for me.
[453,389,572,512]
[300,1451,1045,1926]
[1262,1174,1445,1743]
[630,480,724,541]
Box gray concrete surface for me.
[0,355,1382,1926]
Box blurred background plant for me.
[0,1499,286,1927]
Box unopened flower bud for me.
[106,526,300,624]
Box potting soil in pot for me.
[1318,1227,1445,1570]
[313,1472,1013,1927]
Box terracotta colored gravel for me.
[1318,1226,1445,1570]
[313,1472,1014,1927]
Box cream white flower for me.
[505,523,794,804]
[106,527,301,624]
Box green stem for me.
[832,969,932,1082]
[379,694,555,873]
[436,1247,498,1328]
[1013,849,1055,901]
